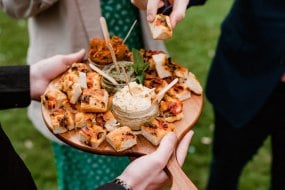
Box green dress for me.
[52,1,143,189]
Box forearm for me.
[0,66,31,109]
[0,0,58,18]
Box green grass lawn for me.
[0,1,271,189]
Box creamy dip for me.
[112,82,155,112]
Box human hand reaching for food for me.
[131,0,190,29]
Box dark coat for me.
[0,66,37,189]
[0,66,30,109]
[206,0,285,127]
[0,66,123,189]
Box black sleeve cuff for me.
[189,0,207,7]
[0,65,31,109]
[158,0,207,15]
[96,182,126,190]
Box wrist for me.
[29,64,43,100]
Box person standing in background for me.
[205,1,285,189]
[132,0,285,189]
[0,0,166,189]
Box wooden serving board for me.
[42,93,203,156]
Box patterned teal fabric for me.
[100,0,143,49]
[52,142,129,190]
[53,1,144,190]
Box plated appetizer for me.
[41,36,202,153]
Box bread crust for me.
[149,14,173,40]
[80,89,109,112]
[79,125,106,148]
[50,108,74,134]
[41,88,68,111]
[106,126,137,152]
[141,118,175,146]
[185,72,203,95]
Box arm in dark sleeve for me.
[96,182,126,190]
[158,0,207,15]
[189,0,207,6]
[0,65,31,110]
[0,124,37,190]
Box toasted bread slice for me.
[103,111,119,132]
[80,89,109,112]
[60,65,89,104]
[79,127,91,145]
[164,112,184,123]
[50,108,74,133]
[86,71,101,89]
[41,88,68,111]
[60,71,83,104]
[152,53,172,78]
[75,112,96,128]
[78,72,87,89]
[160,95,183,114]
[141,118,175,146]
[185,72,203,95]
[174,66,189,79]
[144,76,168,93]
[69,83,82,104]
[90,125,107,148]
[68,62,91,73]
[106,126,137,152]
[167,83,191,101]
[160,95,184,122]
[149,14,173,40]
[61,71,79,92]
[79,125,106,148]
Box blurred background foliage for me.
[0,0,271,189]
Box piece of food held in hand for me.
[41,36,203,153]
[149,14,173,40]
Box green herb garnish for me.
[132,48,149,84]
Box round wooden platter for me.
[42,93,203,156]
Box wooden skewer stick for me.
[152,78,178,103]
[107,43,121,73]
[123,20,137,44]
[99,17,120,73]
[99,16,133,95]
[88,59,119,86]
